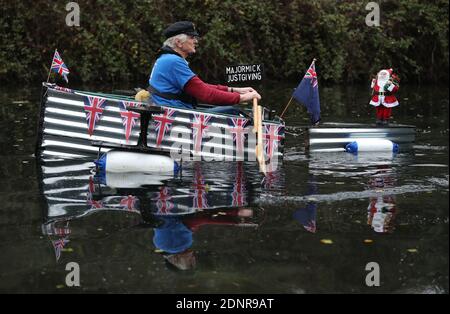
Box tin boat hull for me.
[37,83,285,162]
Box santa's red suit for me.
[369,69,399,123]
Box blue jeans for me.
[207,106,241,116]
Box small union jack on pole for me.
[47,49,70,83]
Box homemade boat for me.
[37,83,285,165]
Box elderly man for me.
[149,21,261,112]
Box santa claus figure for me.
[369,68,400,125]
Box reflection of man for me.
[152,209,254,271]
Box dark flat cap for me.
[163,21,199,38]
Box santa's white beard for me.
[377,77,389,88]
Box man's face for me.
[180,35,198,56]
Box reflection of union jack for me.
[51,50,70,83]
[306,63,318,88]
[153,108,176,147]
[231,162,247,207]
[52,237,70,261]
[192,164,208,209]
[263,124,283,159]
[229,118,249,157]
[263,170,278,190]
[88,176,96,194]
[43,221,71,236]
[84,96,107,136]
[304,220,316,233]
[192,114,211,154]
[87,175,103,209]
[152,187,174,214]
[119,101,140,143]
[120,195,138,211]
[87,198,103,209]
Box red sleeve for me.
[205,83,228,91]
[183,216,238,232]
[184,76,240,105]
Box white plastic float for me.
[95,171,175,188]
[345,139,399,154]
[95,151,179,173]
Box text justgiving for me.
[176,298,274,311]
[225,64,263,83]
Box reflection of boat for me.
[39,158,267,261]
[36,83,285,162]
[305,122,415,152]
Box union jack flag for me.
[119,101,141,143]
[84,96,107,136]
[192,114,212,154]
[229,118,249,158]
[54,85,73,93]
[152,187,174,214]
[305,64,318,88]
[263,124,283,160]
[51,50,70,83]
[52,237,70,261]
[153,108,176,147]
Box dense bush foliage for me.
[1,0,448,85]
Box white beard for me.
[376,71,390,88]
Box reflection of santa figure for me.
[367,196,397,233]
[369,69,400,125]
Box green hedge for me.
[1,0,448,85]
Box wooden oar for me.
[257,105,266,174]
[253,98,266,175]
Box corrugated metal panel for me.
[38,85,285,161]
[307,123,415,152]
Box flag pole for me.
[279,58,317,119]
[46,49,57,83]
[279,96,293,120]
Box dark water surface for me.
[0,83,448,293]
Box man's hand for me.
[231,87,255,94]
[239,90,261,103]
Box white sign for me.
[225,64,263,83]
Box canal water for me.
[0,83,448,293]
